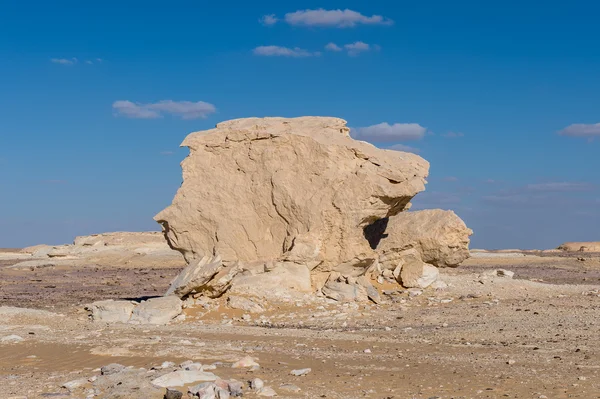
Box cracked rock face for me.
[155,117,429,271]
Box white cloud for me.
[253,45,319,57]
[344,41,372,56]
[325,42,342,52]
[51,58,77,65]
[352,122,427,142]
[85,60,93,65]
[284,8,393,28]
[260,14,278,26]
[112,100,216,120]
[559,123,600,138]
[388,144,419,153]
[443,132,465,138]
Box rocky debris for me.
[558,242,600,252]
[377,209,472,267]
[130,296,183,325]
[488,269,515,279]
[322,274,368,302]
[86,296,182,325]
[398,250,440,289]
[165,255,224,297]
[62,378,88,391]
[250,378,264,390]
[86,299,136,323]
[151,370,218,388]
[155,116,429,271]
[256,386,277,396]
[227,296,265,313]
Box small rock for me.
[231,356,259,369]
[290,368,311,376]
[1,335,24,343]
[161,361,176,369]
[227,379,244,396]
[152,370,218,388]
[364,349,372,353]
[250,378,264,390]
[62,378,88,390]
[507,359,516,365]
[101,363,126,375]
[164,388,183,399]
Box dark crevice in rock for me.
[363,217,389,250]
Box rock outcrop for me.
[156,116,472,301]
[557,242,600,252]
[13,232,185,268]
[155,117,429,271]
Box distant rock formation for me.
[156,117,472,300]
[557,242,600,252]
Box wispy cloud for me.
[325,41,379,56]
[260,14,278,26]
[443,176,459,182]
[325,42,342,52]
[112,100,217,120]
[284,9,393,28]
[344,41,375,56]
[160,151,175,156]
[559,123,600,138]
[352,122,427,142]
[443,132,465,138]
[482,181,597,207]
[51,58,78,65]
[388,144,420,153]
[253,45,319,57]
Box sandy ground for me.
[1,252,600,399]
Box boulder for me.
[155,117,429,272]
[86,300,136,323]
[321,274,369,302]
[557,242,600,252]
[129,296,182,325]
[377,209,472,268]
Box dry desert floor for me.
[1,250,600,399]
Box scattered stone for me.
[250,378,264,390]
[101,363,126,375]
[231,356,259,369]
[62,378,88,390]
[164,388,183,399]
[290,368,311,376]
[165,255,224,297]
[256,386,277,397]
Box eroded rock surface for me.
[155,117,429,271]
[558,242,600,252]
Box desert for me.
[1,117,599,399]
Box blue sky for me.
[1,0,599,249]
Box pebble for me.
[290,368,311,376]
[364,349,372,353]
[100,363,125,376]
[231,356,259,369]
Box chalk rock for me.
[129,296,182,325]
[322,274,369,302]
[165,255,224,297]
[86,300,136,323]
[377,209,472,268]
[155,117,429,272]
[229,262,312,295]
[151,370,218,388]
[558,242,600,252]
